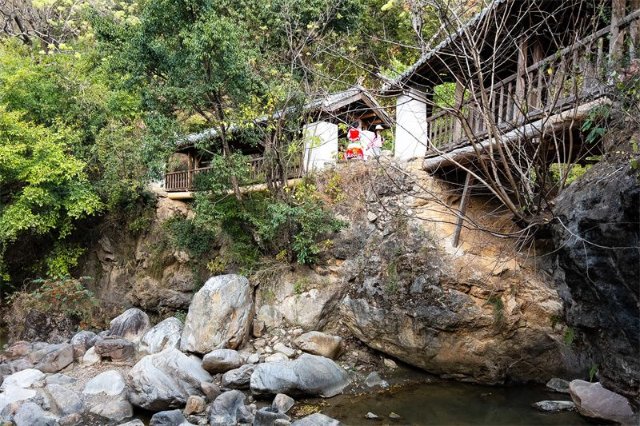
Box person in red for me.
[346,120,364,160]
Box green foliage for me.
[165,216,217,258]
[581,104,611,144]
[174,310,187,324]
[549,163,591,186]
[487,294,505,325]
[588,364,599,382]
[564,327,576,345]
[45,244,86,279]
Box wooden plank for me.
[452,172,474,248]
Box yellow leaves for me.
[381,0,395,12]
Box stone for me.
[531,400,575,412]
[202,349,244,374]
[46,384,84,416]
[90,399,133,422]
[70,331,98,359]
[13,402,56,426]
[274,420,291,426]
[139,317,183,355]
[208,390,247,425]
[273,343,296,358]
[58,412,82,426]
[389,412,401,419]
[94,337,135,362]
[0,387,38,415]
[128,348,212,411]
[222,364,256,389]
[265,353,289,363]
[246,353,260,364]
[183,395,206,416]
[367,211,378,222]
[546,377,570,394]
[365,412,379,419]
[81,347,100,366]
[253,320,266,338]
[250,354,350,398]
[0,369,45,390]
[279,286,342,330]
[180,275,253,354]
[108,308,150,342]
[150,409,188,426]
[257,305,284,330]
[118,420,145,426]
[569,380,635,424]
[254,406,290,426]
[45,374,76,386]
[272,393,295,414]
[83,370,127,396]
[383,359,398,369]
[200,382,222,402]
[291,413,341,426]
[32,344,73,373]
[294,332,342,359]
[364,372,388,389]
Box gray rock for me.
[200,382,222,402]
[13,402,56,426]
[150,409,188,426]
[389,412,401,419]
[222,364,256,389]
[208,390,246,425]
[45,374,76,387]
[89,399,133,422]
[365,412,379,419]
[294,332,342,359]
[246,353,260,364]
[46,384,84,416]
[180,275,253,354]
[532,400,575,412]
[546,378,570,394]
[272,393,295,414]
[94,337,135,362]
[273,343,296,358]
[83,370,127,396]
[291,413,341,426]
[265,352,289,363]
[569,380,636,424]
[118,420,145,426]
[58,412,83,426]
[383,359,398,369]
[1,369,45,390]
[81,347,100,366]
[139,317,183,355]
[32,344,73,373]
[364,372,388,389]
[128,348,212,411]
[109,308,150,342]
[183,395,206,416]
[70,331,98,359]
[250,354,350,398]
[274,420,292,426]
[0,387,38,414]
[254,406,290,426]
[202,349,244,374]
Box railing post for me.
[452,80,465,142]
[610,0,626,63]
[515,37,528,123]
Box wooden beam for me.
[610,0,626,60]
[453,172,474,248]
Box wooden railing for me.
[165,156,304,192]
[427,10,640,151]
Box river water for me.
[320,381,593,426]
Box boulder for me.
[569,380,636,424]
[294,332,342,359]
[46,384,84,416]
[180,275,253,354]
[108,308,150,342]
[183,395,206,416]
[222,365,256,389]
[139,317,183,355]
[89,399,133,422]
[70,331,98,359]
[31,344,73,373]
[94,337,135,362]
[291,413,340,426]
[272,394,295,414]
[128,348,212,411]
[202,349,244,374]
[273,343,296,358]
[1,369,45,390]
[531,400,575,412]
[546,378,570,394]
[250,354,350,398]
[254,406,290,426]
[81,347,100,366]
[208,390,247,425]
[0,387,38,414]
[279,287,342,330]
[265,353,289,363]
[200,382,222,402]
[45,374,76,387]
[13,402,57,426]
[118,420,145,426]
[150,409,189,426]
[83,370,127,397]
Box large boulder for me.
[94,337,135,362]
[221,365,256,389]
[291,413,340,426]
[208,390,251,426]
[83,370,127,397]
[569,380,636,424]
[180,275,253,354]
[294,332,342,359]
[70,331,98,360]
[1,369,44,390]
[202,349,244,374]
[46,383,84,416]
[13,402,57,426]
[128,348,212,411]
[139,317,183,355]
[108,308,150,342]
[89,399,133,423]
[149,409,189,426]
[250,354,350,398]
[30,343,73,373]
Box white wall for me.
[303,121,338,171]
[394,90,428,161]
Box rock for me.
[265,353,289,363]
[389,412,401,419]
[254,406,290,426]
[81,347,100,366]
[46,384,84,416]
[58,412,83,426]
[128,348,212,410]
[291,413,341,426]
[83,370,127,396]
[183,395,206,416]
[109,308,150,342]
[222,364,256,389]
[208,390,247,425]
[253,320,266,337]
[294,332,342,359]
[364,372,388,389]
[94,337,135,362]
[45,374,76,387]
[272,394,295,414]
[246,353,260,364]
[200,382,222,402]
[569,380,635,424]
[531,400,575,412]
[383,359,398,369]
[31,344,73,373]
[367,211,378,222]
[365,412,379,419]
[279,286,342,330]
[546,378,570,394]
[70,331,98,359]
[89,399,133,422]
[150,409,188,426]
[274,420,291,426]
[13,402,56,426]
[273,343,296,358]
[139,317,183,355]
[180,275,253,354]
[202,349,244,374]
[250,354,350,398]
[118,420,145,426]
[1,369,45,390]
[0,387,38,416]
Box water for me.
[320,382,595,426]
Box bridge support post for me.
[453,172,474,248]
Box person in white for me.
[360,128,375,160]
[370,124,384,157]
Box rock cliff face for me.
[552,157,640,401]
